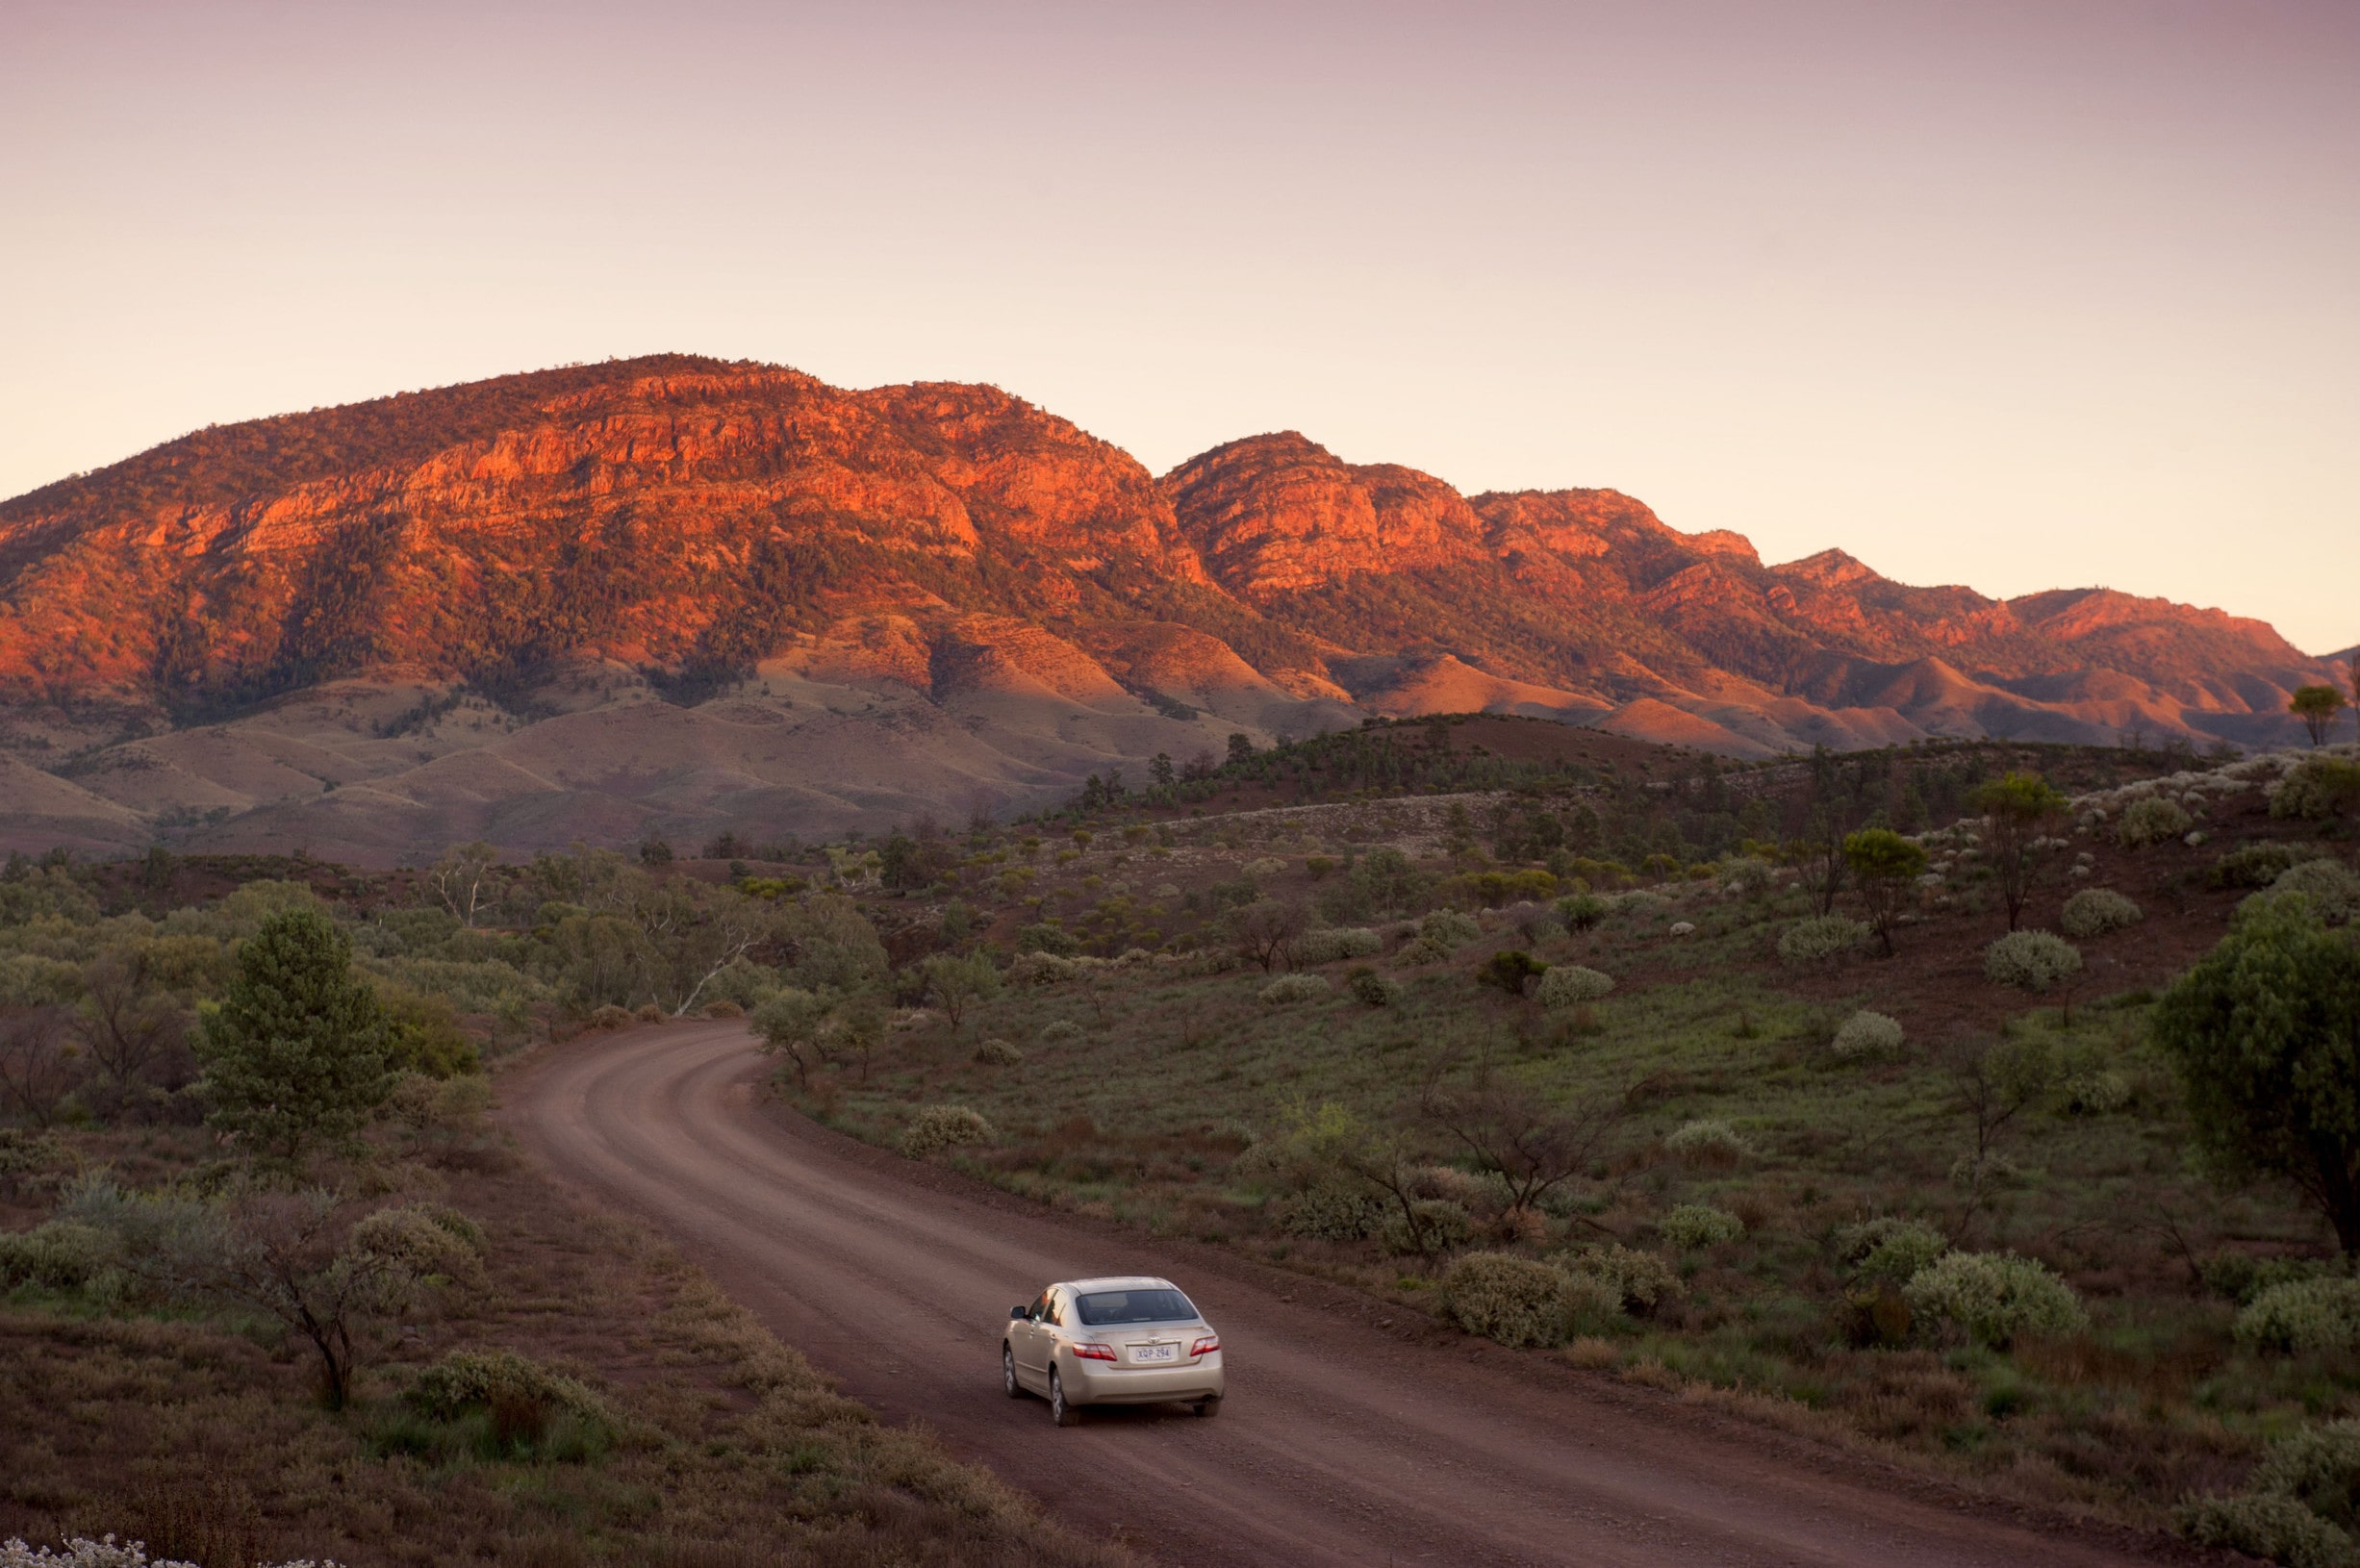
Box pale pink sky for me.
[4,0,2354,653]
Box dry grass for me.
[0,1124,1130,1568]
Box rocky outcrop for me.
[0,354,2343,859]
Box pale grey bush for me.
[1037,1020,1085,1046]
[1260,973,1332,1005]
[2060,887,2144,939]
[2119,796,2194,847]
[1904,1251,2087,1347]
[2237,1278,2360,1355]
[1779,916,1867,965]
[1442,1252,1607,1348]
[2,1540,346,1568]
[2176,1493,2352,1568]
[1829,1010,1904,1061]
[1664,1119,1751,1160]
[1535,965,1614,1010]
[348,1203,485,1287]
[1242,856,1288,879]
[1555,1243,1681,1315]
[898,1104,994,1158]
[1295,927,1383,965]
[1660,1203,1743,1250]
[1419,909,1482,948]
[973,1036,1024,1066]
[1007,951,1080,986]
[1718,856,1775,898]
[1985,929,2082,992]
[1392,935,1454,967]
[1835,1217,1947,1285]
[1277,1181,1383,1242]
[2176,1418,2360,1568]
[2059,1070,2132,1115]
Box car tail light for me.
[1073,1341,1118,1362]
[1189,1334,1220,1357]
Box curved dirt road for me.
[507,1023,2178,1567]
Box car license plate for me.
[1131,1343,1177,1363]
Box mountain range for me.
[0,354,2341,861]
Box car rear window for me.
[1075,1288,1196,1326]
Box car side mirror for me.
[1010,1305,1028,1320]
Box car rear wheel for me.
[1003,1345,1023,1399]
[1050,1369,1079,1427]
[1193,1395,1222,1419]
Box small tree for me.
[75,945,187,1107]
[196,909,393,1166]
[750,988,829,1086]
[1970,772,2068,931]
[1226,899,1307,973]
[1421,1071,1620,1220]
[421,841,500,927]
[1842,827,1927,955]
[2291,684,2349,747]
[921,951,1002,1035]
[1941,1031,2056,1229]
[2154,897,2360,1252]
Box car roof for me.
[1058,1276,1177,1294]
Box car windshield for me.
[1075,1288,1196,1326]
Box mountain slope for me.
[0,355,2338,859]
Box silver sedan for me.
[1003,1275,1225,1426]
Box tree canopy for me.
[196,908,393,1165]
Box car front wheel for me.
[1003,1346,1023,1399]
[1050,1369,1079,1427]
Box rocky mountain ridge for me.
[0,354,2339,860]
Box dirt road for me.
[506,1023,2180,1567]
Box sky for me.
[3,0,2355,654]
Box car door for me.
[1013,1289,1053,1388]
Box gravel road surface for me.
[505,1022,2185,1567]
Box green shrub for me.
[408,1341,613,1435]
[2216,841,2331,888]
[350,1203,486,1286]
[0,1221,110,1291]
[1985,929,2082,992]
[2059,1069,2132,1115]
[2119,796,2194,847]
[1661,1203,1743,1250]
[1442,1252,1590,1348]
[1346,967,1402,1007]
[587,1003,632,1030]
[1259,973,1332,1006]
[2256,1420,2360,1532]
[1835,1217,1946,1285]
[1903,1251,2087,1347]
[1277,1181,1384,1242]
[1295,927,1383,965]
[898,1104,995,1158]
[2273,756,2360,822]
[2265,860,2360,924]
[1555,893,1609,931]
[1037,1020,1085,1046]
[1479,949,1546,995]
[1555,1243,1681,1315]
[2201,1252,2333,1305]
[1381,1198,1472,1255]
[2060,887,2144,939]
[2237,1277,2360,1355]
[1664,1119,1751,1161]
[1392,934,1453,966]
[1829,1010,1904,1061]
[1535,965,1614,1010]
[1419,909,1482,948]
[974,1037,1024,1066]
[1778,916,1867,965]
[1016,922,1083,956]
